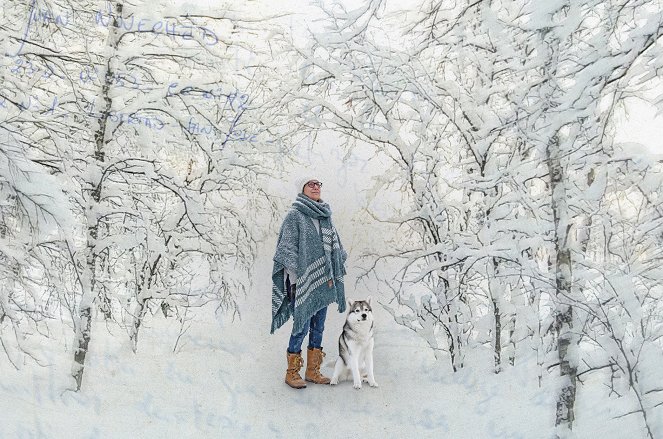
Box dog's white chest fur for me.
[330,298,378,389]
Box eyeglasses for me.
[306,181,322,189]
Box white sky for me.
[615,99,663,156]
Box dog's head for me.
[346,297,374,324]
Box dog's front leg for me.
[365,341,378,387]
[330,358,343,385]
[350,356,362,389]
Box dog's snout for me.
[361,313,367,319]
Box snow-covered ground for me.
[0,248,647,438]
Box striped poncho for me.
[271,194,347,335]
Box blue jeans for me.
[287,305,328,354]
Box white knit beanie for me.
[296,176,319,194]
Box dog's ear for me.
[347,299,353,309]
[367,296,372,306]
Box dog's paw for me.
[368,380,379,388]
[330,378,339,386]
[353,381,362,390]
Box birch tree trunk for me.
[489,258,502,374]
[72,1,123,391]
[546,135,577,432]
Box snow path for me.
[0,251,562,439]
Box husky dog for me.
[330,297,378,389]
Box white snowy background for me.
[1,0,663,438]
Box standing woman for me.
[271,177,347,389]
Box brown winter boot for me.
[285,351,307,389]
[305,347,331,384]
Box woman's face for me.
[303,180,322,201]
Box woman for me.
[271,177,347,389]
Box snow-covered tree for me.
[0,129,75,368]
[1,0,281,390]
[275,0,663,434]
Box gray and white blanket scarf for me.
[271,194,347,335]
